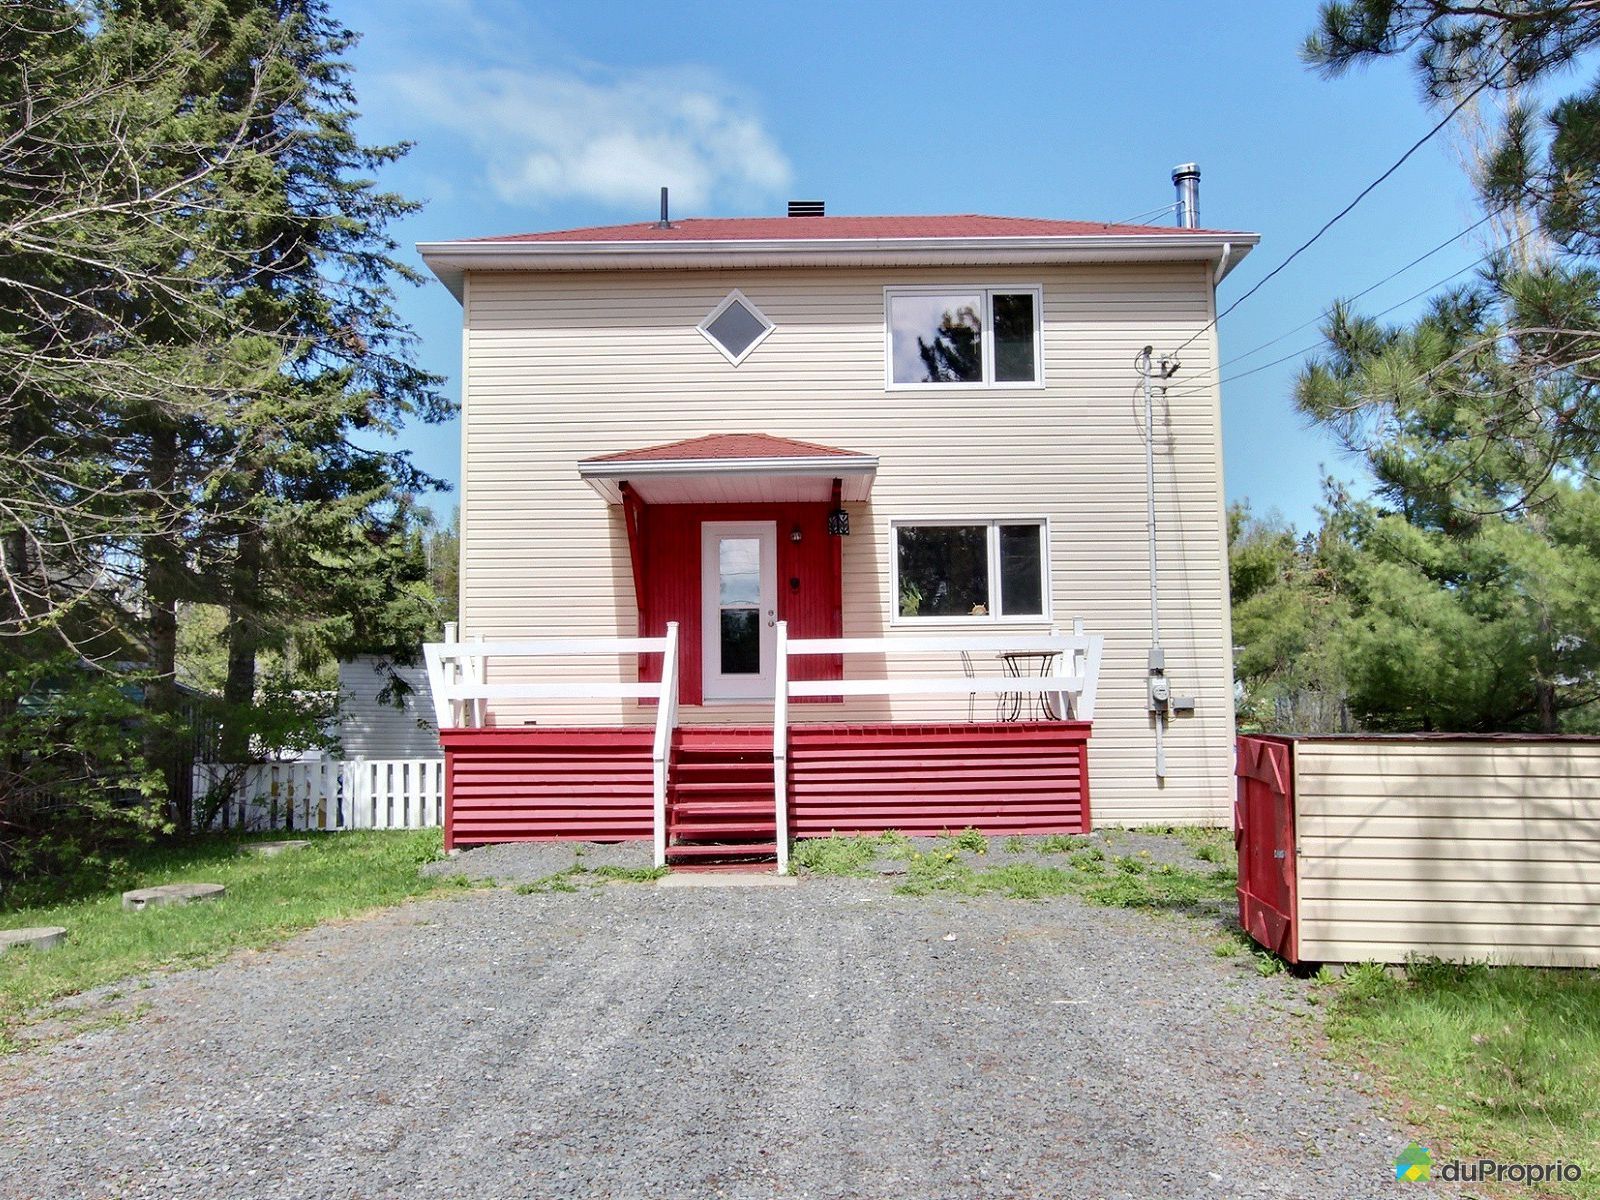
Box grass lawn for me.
[0,829,456,1053]
[1323,959,1600,1197]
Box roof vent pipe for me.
[657,186,672,230]
[1171,163,1200,229]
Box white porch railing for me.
[192,758,445,832]
[772,621,1105,875]
[422,623,680,866]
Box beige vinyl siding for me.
[457,262,1233,825]
[1294,740,1600,966]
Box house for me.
[336,656,441,760]
[419,170,1258,870]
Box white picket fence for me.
[193,759,445,832]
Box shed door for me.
[700,521,777,701]
[1235,736,1298,961]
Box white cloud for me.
[381,62,792,214]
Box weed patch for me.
[1037,833,1086,854]
[515,863,667,893]
[943,828,989,855]
[791,832,908,876]
[895,845,1234,913]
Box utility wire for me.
[1118,201,1181,225]
[1168,59,1509,360]
[1219,211,1496,370]
[1164,221,1539,401]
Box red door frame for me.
[625,500,844,704]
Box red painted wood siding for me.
[1234,736,1298,962]
[441,727,654,849]
[442,723,1095,849]
[788,722,1093,837]
[634,502,842,704]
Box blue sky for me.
[343,0,1487,531]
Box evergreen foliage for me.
[1,0,452,892]
[1231,2,1600,735]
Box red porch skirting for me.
[440,721,1093,850]
[440,727,655,850]
[788,722,1092,837]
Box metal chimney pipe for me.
[656,186,671,229]
[1171,163,1200,229]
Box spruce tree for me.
[100,0,451,768]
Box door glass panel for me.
[720,610,760,674]
[718,536,762,675]
[719,539,760,604]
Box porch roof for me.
[578,433,877,505]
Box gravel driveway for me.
[0,845,1450,1200]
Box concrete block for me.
[657,873,798,889]
[241,840,310,857]
[0,926,67,953]
[122,883,226,911]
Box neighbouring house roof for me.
[418,212,1259,300]
[578,433,878,505]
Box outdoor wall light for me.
[790,526,804,543]
[828,508,850,536]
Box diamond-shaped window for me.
[699,290,774,365]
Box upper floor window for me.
[885,286,1042,389]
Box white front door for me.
[701,521,778,701]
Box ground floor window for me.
[892,519,1048,621]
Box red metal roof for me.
[453,214,1244,245]
[584,433,870,463]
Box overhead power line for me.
[1163,221,1539,402]
[1219,212,1496,370]
[1167,59,1510,360]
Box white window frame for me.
[888,516,1053,626]
[698,288,775,367]
[883,285,1045,391]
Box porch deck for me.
[440,721,1093,863]
[427,624,1104,872]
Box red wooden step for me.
[670,821,777,839]
[671,781,773,796]
[668,803,774,825]
[665,842,778,859]
[669,860,778,874]
[668,771,774,780]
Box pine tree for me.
[1305,2,1600,253]
[1281,2,1600,732]
[1295,270,1600,730]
